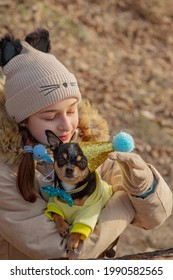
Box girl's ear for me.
[19,120,27,128]
[70,129,79,142]
[45,130,62,151]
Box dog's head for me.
[45,130,90,185]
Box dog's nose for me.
[65,167,74,176]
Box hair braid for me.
[17,127,37,202]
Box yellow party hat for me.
[79,141,114,172]
[78,131,135,172]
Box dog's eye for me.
[78,159,87,170]
[57,158,66,167]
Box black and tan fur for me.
[46,130,97,253]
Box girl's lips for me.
[58,135,70,142]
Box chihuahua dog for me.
[45,130,97,254]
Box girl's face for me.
[26,98,79,145]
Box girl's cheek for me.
[36,133,48,145]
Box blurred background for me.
[0,0,173,257]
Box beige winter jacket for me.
[0,83,172,260]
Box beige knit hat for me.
[3,41,81,123]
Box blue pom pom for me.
[113,131,135,152]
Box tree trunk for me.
[116,248,173,260]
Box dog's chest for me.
[61,181,76,192]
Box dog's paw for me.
[58,220,69,238]
[53,213,69,238]
[60,226,69,238]
[65,233,81,254]
[66,246,74,254]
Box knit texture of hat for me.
[3,42,81,123]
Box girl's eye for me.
[67,110,75,115]
[67,105,77,115]
[45,118,54,121]
[44,116,56,121]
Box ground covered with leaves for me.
[0,0,173,257]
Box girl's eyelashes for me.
[67,110,75,115]
[67,104,78,115]
[42,113,59,121]
[66,105,77,114]
[45,118,55,121]
[42,109,76,120]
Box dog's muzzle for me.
[65,167,74,177]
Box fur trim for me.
[0,80,110,166]
[78,99,110,142]
[0,78,23,165]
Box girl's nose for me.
[58,115,71,131]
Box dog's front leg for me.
[66,233,81,254]
[53,213,69,238]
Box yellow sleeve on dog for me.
[70,223,92,240]
[45,203,65,220]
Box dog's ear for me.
[70,129,78,142]
[45,130,62,151]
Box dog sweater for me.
[45,170,112,240]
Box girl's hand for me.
[108,152,154,196]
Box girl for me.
[0,28,172,260]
